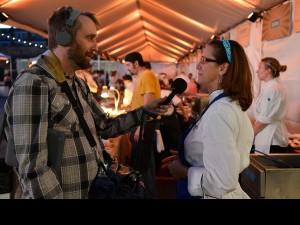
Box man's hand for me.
[143,97,170,115]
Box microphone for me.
[145,78,187,119]
[162,78,187,105]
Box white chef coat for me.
[254,78,289,153]
[185,90,254,199]
[123,82,135,106]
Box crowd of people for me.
[0,5,293,199]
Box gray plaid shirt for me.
[4,55,145,199]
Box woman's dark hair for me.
[48,6,100,50]
[144,61,152,69]
[159,79,166,89]
[208,39,253,111]
[261,57,287,78]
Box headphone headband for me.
[66,9,81,27]
[55,8,81,46]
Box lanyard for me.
[178,92,225,167]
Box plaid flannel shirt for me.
[4,53,145,199]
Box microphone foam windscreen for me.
[171,78,187,94]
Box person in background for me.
[108,70,118,88]
[3,6,169,199]
[76,68,98,93]
[144,61,152,70]
[115,78,125,93]
[3,73,12,89]
[158,72,171,90]
[162,37,254,199]
[185,73,198,95]
[115,78,125,106]
[154,79,189,175]
[91,69,105,101]
[252,57,292,154]
[175,71,190,85]
[121,74,134,111]
[124,52,161,199]
[92,69,105,87]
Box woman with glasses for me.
[162,37,254,199]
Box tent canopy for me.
[0,52,10,61]
[0,0,287,63]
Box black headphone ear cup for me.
[56,30,72,46]
[55,9,81,46]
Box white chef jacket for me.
[254,78,289,153]
[123,82,135,106]
[185,90,254,199]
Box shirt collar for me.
[209,89,224,103]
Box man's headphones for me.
[55,9,81,46]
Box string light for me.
[0,32,48,49]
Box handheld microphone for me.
[162,78,187,105]
[145,78,187,119]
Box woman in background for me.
[252,57,292,154]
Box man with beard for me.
[2,6,169,199]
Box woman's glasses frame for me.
[200,56,218,64]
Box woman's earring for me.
[218,75,223,83]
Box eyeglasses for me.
[199,56,218,64]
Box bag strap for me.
[65,80,111,173]
[133,110,146,169]
[61,81,110,161]
[42,51,110,164]
[61,81,97,148]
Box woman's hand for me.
[183,112,189,123]
[161,150,178,169]
[161,150,188,179]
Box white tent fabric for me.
[261,32,300,134]
[0,0,287,63]
[240,0,300,134]
[1,0,300,134]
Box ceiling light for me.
[0,12,9,23]
[210,35,219,40]
[248,12,262,23]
